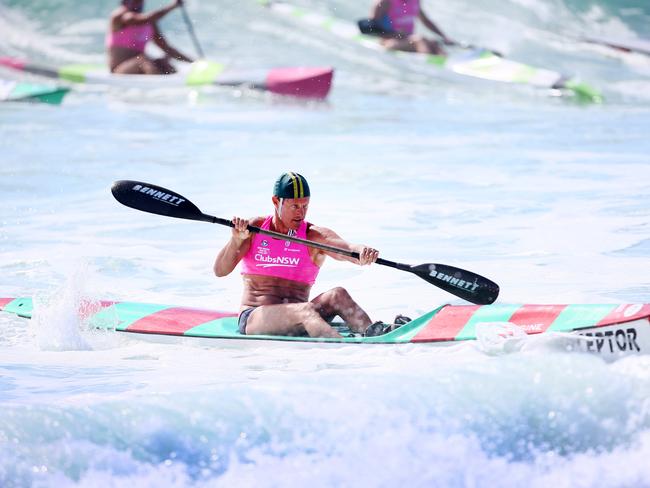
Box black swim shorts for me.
[238,307,257,334]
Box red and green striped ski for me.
[2,297,649,354]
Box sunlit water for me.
[1,0,650,486]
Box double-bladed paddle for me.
[111,180,500,305]
[179,2,205,59]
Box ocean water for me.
[1,0,650,486]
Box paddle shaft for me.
[180,3,205,58]
[207,213,406,269]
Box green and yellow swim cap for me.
[273,172,310,199]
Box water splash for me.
[30,261,103,351]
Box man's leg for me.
[113,55,164,75]
[153,56,177,74]
[381,36,444,55]
[311,287,373,333]
[244,302,341,338]
[421,38,445,55]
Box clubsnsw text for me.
[255,254,300,267]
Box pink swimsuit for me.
[106,23,154,53]
[387,0,420,35]
[240,216,321,285]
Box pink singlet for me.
[240,216,321,285]
[105,23,154,52]
[387,0,420,35]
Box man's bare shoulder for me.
[250,216,266,227]
[306,224,339,242]
[110,6,128,26]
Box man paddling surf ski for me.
[107,0,193,74]
[214,172,390,339]
[359,0,456,54]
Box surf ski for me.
[0,57,334,100]
[260,0,601,103]
[0,78,69,104]
[2,298,648,360]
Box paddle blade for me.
[410,263,499,305]
[111,180,213,223]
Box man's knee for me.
[328,287,352,302]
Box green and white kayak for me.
[2,297,648,360]
[260,0,601,103]
[0,79,69,104]
[0,57,333,100]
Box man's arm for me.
[308,225,379,266]
[152,25,193,62]
[418,9,454,44]
[370,0,390,21]
[213,217,259,277]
